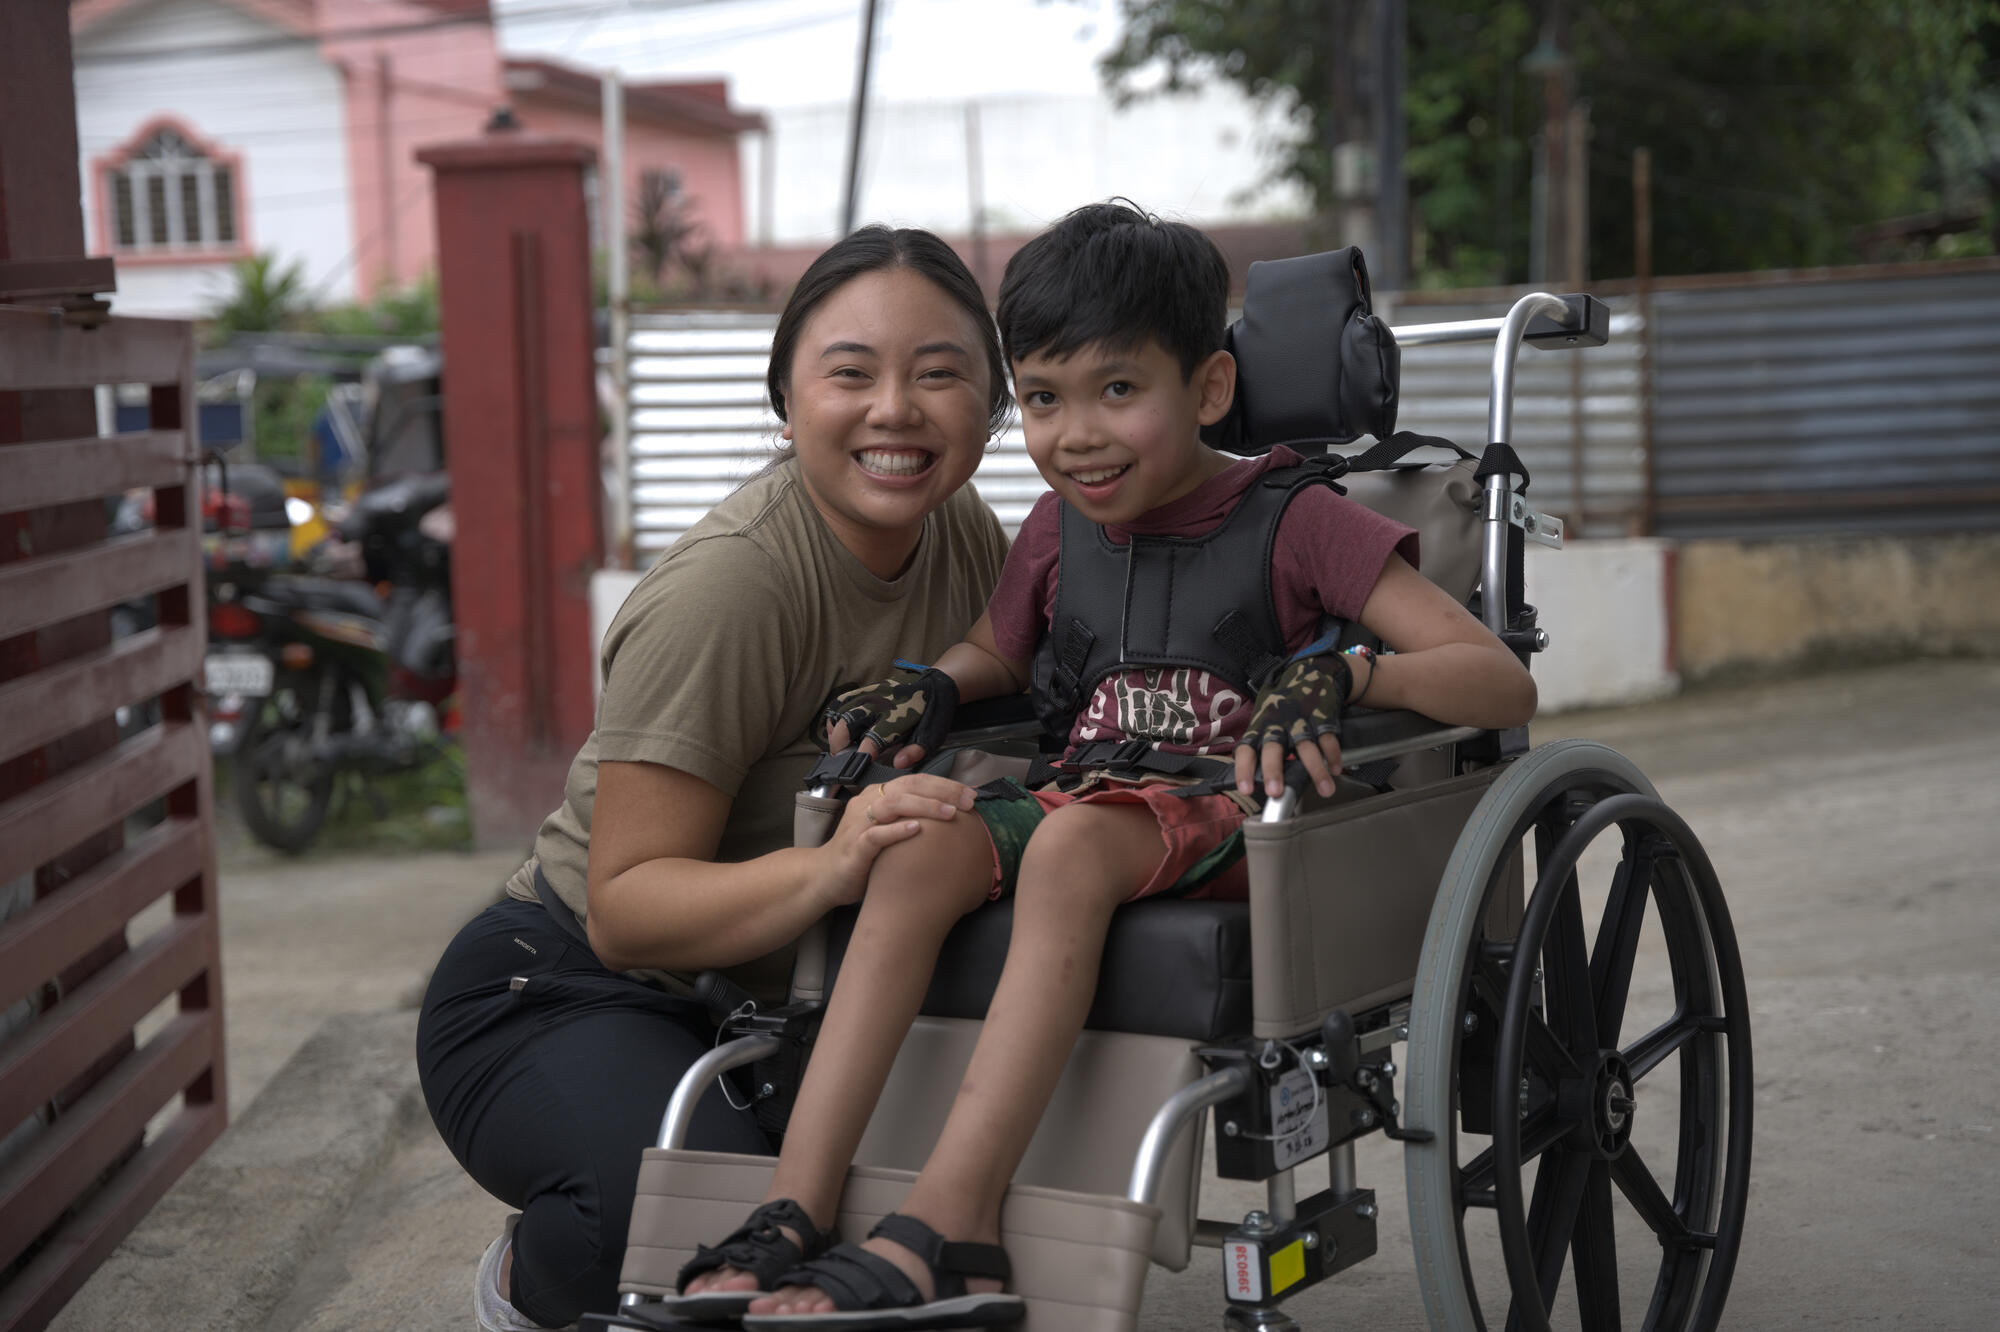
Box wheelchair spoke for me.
[1589,842,1656,1051]
[1460,1106,1570,1206]
[1474,949,1583,1084]
[1623,1012,1698,1081]
[1505,1144,1591,1331]
[1543,868,1600,1059]
[1611,1146,1713,1251]
[1571,1160,1622,1331]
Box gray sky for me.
[495,0,1127,110]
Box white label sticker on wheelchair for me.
[1224,1240,1264,1302]
[1268,1067,1329,1170]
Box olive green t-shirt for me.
[505,457,1008,1001]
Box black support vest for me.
[1027,457,1350,744]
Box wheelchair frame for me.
[605,291,1753,1332]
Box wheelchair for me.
[586,253,1753,1332]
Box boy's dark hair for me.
[995,200,1229,379]
[768,225,1012,433]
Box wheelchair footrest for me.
[580,1311,707,1331]
[1222,1187,1379,1308]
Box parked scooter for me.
[213,471,456,853]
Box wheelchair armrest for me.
[1339,708,1482,764]
[940,692,1043,752]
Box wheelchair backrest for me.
[1204,247,1400,454]
[1207,247,1483,606]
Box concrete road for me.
[147,661,2000,1330]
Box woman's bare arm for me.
[584,759,974,973]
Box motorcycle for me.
[210,471,457,853]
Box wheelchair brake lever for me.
[1318,1008,1433,1144]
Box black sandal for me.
[739,1212,1024,1330]
[656,1198,836,1324]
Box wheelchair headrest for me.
[1203,247,1400,456]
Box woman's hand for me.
[811,773,978,908]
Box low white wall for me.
[590,568,647,704]
[1525,538,1678,714]
[589,537,1679,716]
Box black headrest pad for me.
[1204,247,1400,456]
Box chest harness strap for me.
[1028,455,1353,772]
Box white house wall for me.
[750,82,1310,243]
[74,0,357,317]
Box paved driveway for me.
[192,661,2000,1330]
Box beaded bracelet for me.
[1343,644,1379,706]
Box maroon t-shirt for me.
[988,446,1420,756]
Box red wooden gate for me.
[0,306,226,1331]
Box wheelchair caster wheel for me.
[1404,740,1753,1331]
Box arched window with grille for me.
[99,121,247,255]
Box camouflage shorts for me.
[971,777,1249,903]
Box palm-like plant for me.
[209,252,311,339]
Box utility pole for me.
[964,101,988,297]
[1523,0,1574,285]
[1372,0,1407,291]
[602,67,632,569]
[839,0,882,236]
[1322,1,1406,290]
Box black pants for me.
[416,900,772,1326]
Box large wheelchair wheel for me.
[1404,739,1752,1331]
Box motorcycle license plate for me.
[204,653,273,698]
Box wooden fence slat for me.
[0,527,196,640]
[0,430,190,514]
[0,914,209,1134]
[0,624,203,764]
[0,816,201,1014]
[0,308,191,390]
[0,1011,216,1272]
[0,721,203,885]
[0,1097,222,1332]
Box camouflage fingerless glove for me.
[822,659,960,757]
[1245,653,1353,753]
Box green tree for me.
[208,252,310,339]
[313,273,440,339]
[1096,0,2000,281]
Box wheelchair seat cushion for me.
[819,896,1251,1042]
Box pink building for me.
[70,0,764,317]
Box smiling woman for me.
[413,227,1014,1330]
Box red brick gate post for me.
[418,122,604,849]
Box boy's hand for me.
[822,661,960,768]
[1235,654,1353,800]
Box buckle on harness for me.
[805,748,873,789]
[1108,738,1153,768]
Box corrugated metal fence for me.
[621,260,2000,562]
[1647,266,2000,538]
[1382,293,1645,533]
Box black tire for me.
[1405,740,1753,1331]
[233,669,340,854]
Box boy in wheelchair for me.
[670,201,1538,1329]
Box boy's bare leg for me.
[755,801,1166,1314]
[684,813,994,1294]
